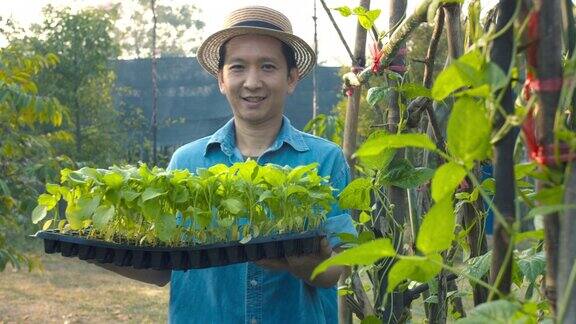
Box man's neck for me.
[234,117,283,158]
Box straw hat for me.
[196,6,316,80]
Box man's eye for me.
[229,65,244,70]
[262,64,276,70]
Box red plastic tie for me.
[530,78,563,92]
[522,109,575,166]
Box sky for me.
[1,0,496,66]
[1,0,421,66]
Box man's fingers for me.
[319,238,332,258]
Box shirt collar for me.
[204,115,309,156]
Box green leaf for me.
[217,217,235,228]
[312,238,396,279]
[333,6,352,17]
[66,196,101,230]
[380,159,434,189]
[366,87,391,107]
[288,163,318,182]
[431,65,464,100]
[458,49,485,71]
[517,251,546,283]
[387,254,443,292]
[42,219,53,230]
[358,231,375,244]
[514,230,544,243]
[239,234,253,244]
[121,190,140,202]
[526,204,576,219]
[431,162,467,202]
[170,186,189,203]
[286,185,308,197]
[533,185,564,205]
[481,178,495,194]
[361,315,381,324]
[416,197,455,254]
[398,83,431,99]
[355,134,436,160]
[93,205,115,230]
[431,50,485,100]
[103,172,123,188]
[141,200,161,222]
[359,211,371,224]
[141,187,166,202]
[156,214,177,243]
[458,84,490,98]
[32,205,48,224]
[339,178,372,211]
[352,6,367,15]
[365,9,381,22]
[356,131,395,171]
[485,62,507,91]
[38,193,58,210]
[221,198,244,215]
[463,251,491,280]
[457,300,520,323]
[447,96,491,167]
[357,15,372,30]
[453,61,484,87]
[514,162,537,180]
[45,183,61,196]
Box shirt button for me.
[250,279,258,287]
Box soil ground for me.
[0,253,168,323]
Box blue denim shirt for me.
[167,116,357,324]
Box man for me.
[95,6,356,323]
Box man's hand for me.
[256,238,347,288]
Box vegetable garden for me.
[310,0,576,323]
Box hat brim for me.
[197,26,316,80]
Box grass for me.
[0,253,168,323]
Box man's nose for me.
[243,67,262,90]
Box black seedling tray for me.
[33,230,325,270]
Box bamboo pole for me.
[535,0,563,313]
[312,0,319,122]
[341,0,370,176]
[489,0,516,298]
[559,163,576,322]
[340,2,370,321]
[150,0,159,165]
[558,1,576,321]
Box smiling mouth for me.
[242,96,266,103]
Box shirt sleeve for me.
[323,151,358,249]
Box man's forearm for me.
[92,262,171,287]
[290,263,348,288]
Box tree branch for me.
[319,0,356,65]
[342,0,433,86]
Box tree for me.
[120,0,205,58]
[0,45,71,271]
[31,5,122,165]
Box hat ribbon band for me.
[231,20,283,31]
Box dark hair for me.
[217,38,297,76]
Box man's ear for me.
[217,70,226,94]
[286,68,299,94]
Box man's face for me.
[218,34,298,127]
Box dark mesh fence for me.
[112,57,341,147]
